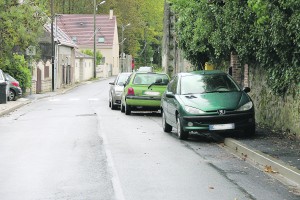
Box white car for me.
[137,66,153,72]
[109,72,131,110]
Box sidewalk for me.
[0,84,299,193]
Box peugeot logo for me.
[218,110,226,115]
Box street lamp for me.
[93,0,106,78]
[121,23,130,72]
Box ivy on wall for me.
[170,0,300,95]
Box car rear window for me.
[133,73,169,85]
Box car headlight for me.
[236,101,253,111]
[184,106,205,114]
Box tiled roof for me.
[56,14,116,49]
[44,23,77,48]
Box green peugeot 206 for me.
[161,70,255,140]
[121,71,170,115]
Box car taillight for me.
[12,81,19,87]
[127,87,135,95]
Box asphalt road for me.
[0,78,298,200]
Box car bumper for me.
[113,93,122,105]
[181,112,255,132]
[126,96,161,107]
[12,87,22,97]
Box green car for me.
[161,70,255,140]
[121,71,170,115]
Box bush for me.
[2,54,31,92]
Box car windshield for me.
[180,74,240,94]
[0,71,4,81]
[116,73,131,85]
[133,73,169,85]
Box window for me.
[72,36,77,43]
[98,37,105,43]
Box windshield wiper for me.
[148,82,165,89]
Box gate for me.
[36,68,42,93]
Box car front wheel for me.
[244,125,256,137]
[110,96,117,110]
[162,111,172,133]
[176,116,189,140]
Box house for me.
[56,10,120,77]
[36,23,77,93]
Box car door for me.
[165,76,178,126]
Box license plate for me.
[144,91,160,96]
[209,123,235,130]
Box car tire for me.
[8,89,16,101]
[176,115,189,140]
[162,111,172,133]
[125,103,131,115]
[244,125,256,137]
[120,103,125,113]
[110,97,117,110]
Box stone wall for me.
[249,67,300,138]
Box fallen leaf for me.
[264,165,278,173]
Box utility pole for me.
[121,23,130,72]
[94,0,106,78]
[93,0,96,78]
[51,0,55,91]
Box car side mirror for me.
[166,92,175,98]
[109,82,114,85]
[243,87,251,93]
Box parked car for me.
[137,66,153,72]
[109,72,131,110]
[0,69,8,103]
[4,73,22,101]
[161,70,255,140]
[121,71,170,115]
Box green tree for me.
[169,0,300,95]
[81,49,103,65]
[0,0,48,90]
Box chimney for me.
[109,9,113,20]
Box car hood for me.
[177,92,250,111]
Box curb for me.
[0,101,30,117]
[224,138,300,187]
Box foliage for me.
[51,0,165,67]
[81,49,102,65]
[2,54,31,91]
[0,0,47,90]
[169,0,300,95]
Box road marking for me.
[70,98,80,101]
[49,98,60,102]
[88,98,99,101]
[97,114,126,200]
